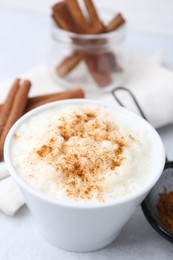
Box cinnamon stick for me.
[84,0,106,32]
[0,79,20,137]
[101,52,122,73]
[56,17,108,77]
[54,2,110,81]
[84,0,100,25]
[56,18,107,77]
[56,52,84,77]
[107,13,126,32]
[52,2,81,33]
[85,19,105,34]
[65,0,90,33]
[0,80,31,161]
[84,54,112,87]
[25,88,85,112]
[52,2,84,76]
[0,89,85,114]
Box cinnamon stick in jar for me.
[84,0,106,32]
[56,52,84,77]
[52,2,81,33]
[56,18,106,75]
[84,0,100,25]
[65,0,91,33]
[107,13,126,32]
[52,1,84,76]
[56,20,105,77]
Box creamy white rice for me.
[11,104,154,203]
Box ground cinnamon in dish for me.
[157,190,173,233]
[35,108,128,201]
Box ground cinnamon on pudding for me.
[36,145,52,158]
[157,190,173,233]
[36,108,127,201]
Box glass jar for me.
[48,8,127,94]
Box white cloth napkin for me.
[1,51,173,215]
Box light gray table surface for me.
[0,5,173,260]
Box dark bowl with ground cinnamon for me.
[142,161,173,243]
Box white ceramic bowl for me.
[4,99,165,252]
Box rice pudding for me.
[11,104,155,203]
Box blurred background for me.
[0,0,173,81]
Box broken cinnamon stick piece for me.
[0,79,20,138]
[65,0,91,33]
[107,13,126,32]
[25,88,85,112]
[0,80,31,161]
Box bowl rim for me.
[4,99,165,209]
[141,161,173,243]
